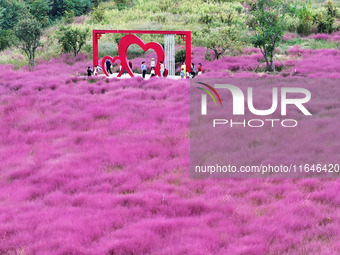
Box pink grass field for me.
[0,48,340,255]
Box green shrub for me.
[314,1,338,34]
[219,13,234,25]
[297,22,314,36]
[91,5,106,23]
[297,1,314,35]
[175,49,186,64]
[199,14,214,25]
[114,0,133,11]
[62,10,75,24]
[286,16,299,33]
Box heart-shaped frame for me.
[101,34,166,78]
[101,56,121,77]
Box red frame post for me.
[92,30,100,68]
[92,30,191,74]
[185,31,191,73]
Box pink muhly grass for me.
[0,48,339,254]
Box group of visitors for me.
[87,59,114,77]
[87,65,102,76]
[180,62,203,79]
[87,58,203,78]
[141,58,165,79]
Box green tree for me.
[314,0,337,34]
[0,0,28,31]
[0,29,11,51]
[56,26,89,56]
[14,18,42,66]
[0,0,28,51]
[49,0,92,19]
[197,26,243,60]
[249,0,290,72]
[26,0,53,27]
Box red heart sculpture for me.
[101,56,121,77]
[118,34,165,77]
[101,35,166,78]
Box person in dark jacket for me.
[87,66,93,77]
[141,61,147,79]
[105,59,113,74]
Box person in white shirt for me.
[186,70,190,79]
[93,65,102,76]
[150,58,155,69]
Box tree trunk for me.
[214,50,219,60]
[32,49,35,67]
[264,57,271,72]
[269,54,274,72]
[28,49,34,67]
[264,54,275,72]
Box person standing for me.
[150,58,155,69]
[191,63,196,78]
[93,65,102,76]
[181,62,187,78]
[105,59,112,74]
[180,68,185,79]
[198,63,203,75]
[186,70,190,79]
[150,67,155,77]
[87,66,93,77]
[160,61,165,77]
[141,61,147,79]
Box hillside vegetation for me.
[0,0,339,67]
